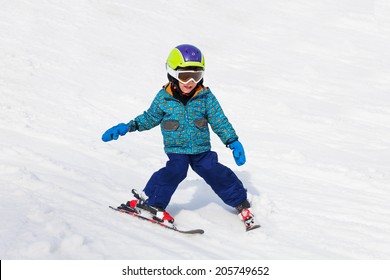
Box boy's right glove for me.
[229,140,246,166]
[101,123,129,142]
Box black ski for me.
[246,224,261,231]
[109,206,204,235]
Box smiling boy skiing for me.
[102,44,259,231]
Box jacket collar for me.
[164,83,204,98]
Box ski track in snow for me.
[1,0,390,259]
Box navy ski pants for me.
[143,151,247,209]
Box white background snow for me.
[1,0,390,262]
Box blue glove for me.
[229,140,246,166]
[101,123,129,142]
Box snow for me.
[1,0,390,260]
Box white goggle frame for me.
[166,66,204,84]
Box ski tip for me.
[246,225,261,232]
[179,229,205,235]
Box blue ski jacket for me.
[129,84,238,154]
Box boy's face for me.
[179,81,197,95]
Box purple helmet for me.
[166,44,205,70]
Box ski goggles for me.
[166,66,204,84]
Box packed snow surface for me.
[1,0,390,259]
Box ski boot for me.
[236,200,261,231]
[151,207,175,225]
[126,189,175,225]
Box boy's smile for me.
[179,81,197,95]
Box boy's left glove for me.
[229,140,246,166]
[101,123,129,142]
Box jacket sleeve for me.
[206,90,238,145]
[132,92,165,132]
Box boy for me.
[102,44,259,231]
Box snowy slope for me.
[1,0,390,259]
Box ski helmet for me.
[166,44,205,70]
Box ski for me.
[246,224,261,231]
[109,205,204,235]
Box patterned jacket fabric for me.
[131,84,238,154]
